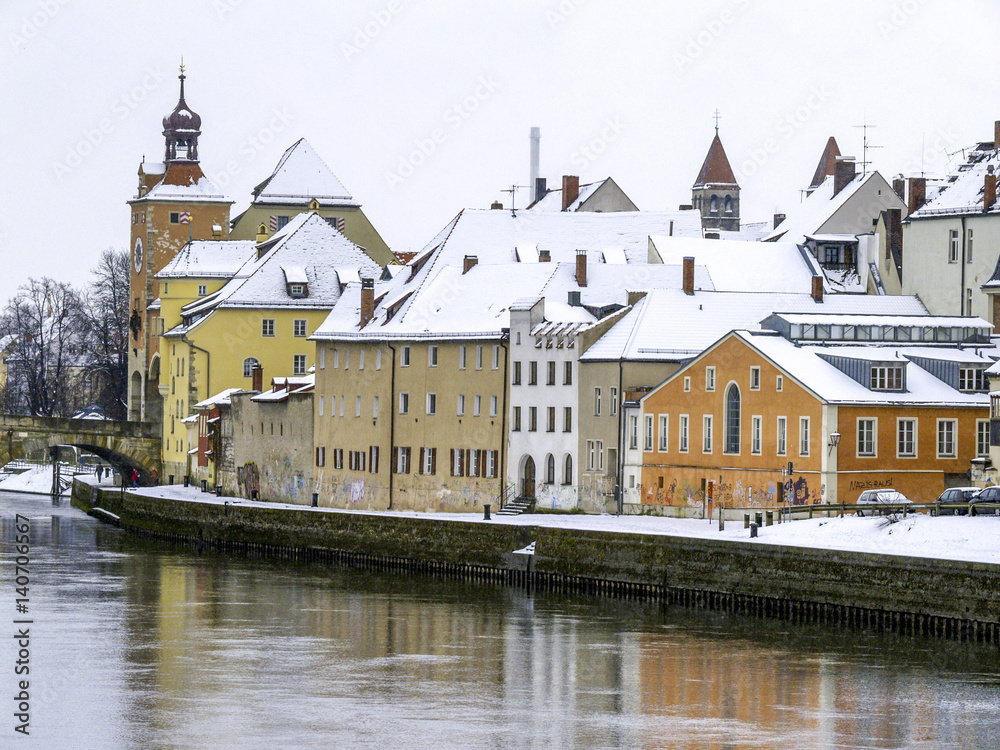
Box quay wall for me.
[72,482,1000,641]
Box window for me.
[315,446,325,467]
[319,349,325,369]
[966,288,973,316]
[349,451,365,471]
[333,349,339,368]
[468,449,480,478]
[937,419,956,458]
[898,418,915,457]
[170,212,180,223]
[399,392,409,415]
[611,387,618,416]
[725,384,740,454]
[372,396,379,419]
[702,415,713,453]
[546,406,555,432]
[289,284,305,297]
[529,361,538,385]
[629,415,638,450]
[679,415,689,452]
[777,416,787,456]
[529,406,537,432]
[870,364,904,391]
[376,349,382,370]
[369,446,379,474]
[512,406,521,431]
[198,284,207,296]
[492,345,500,370]
[563,454,573,485]
[658,415,669,451]
[293,355,307,375]
[799,417,810,456]
[355,396,361,417]
[587,440,604,471]
[428,346,438,367]
[459,346,467,370]
[545,454,555,485]
[401,346,410,366]
[513,361,522,385]
[333,449,343,470]
[858,418,876,457]
[243,357,260,378]
[394,447,411,474]
[451,448,465,477]
[547,361,556,385]
[420,447,437,475]
[490,396,498,417]
[949,229,959,263]
[457,395,465,416]
[644,415,654,452]
[776,375,783,392]
[276,216,290,229]
[564,407,572,432]
[476,345,483,370]
[978,419,990,457]
[683,377,691,392]
[261,319,275,337]
[594,387,602,416]
[426,393,436,415]
[359,351,365,370]
[959,367,987,392]
[474,396,481,417]
[968,228,974,262]
[564,361,572,385]
[319,396,324,416]
[293,319,307,337]
[486,450,497,478]
[705,367,716,391]
[751,415,762,455]
[340,396,344,417]
[750,367,760,390]
[344,350,350,369]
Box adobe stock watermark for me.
[674,0,750,70]
[214,0,247,20]
[546,0,588,28]
[9,0,71,53]
[52,66,168,181]
[736,86,832,181]
[897,126,960,178]
[570,116,627,170]
[879,0,929,37]
[341,0,406,62]
[385,76,500,191]
[209,107,295,190]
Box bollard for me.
[215,484,222,497]
[484,503,491,520]
[252,489,259,501]
[184,475,189,487]
[718,507,724,531]
[201,479,207,493]
[750,523,758,538]
[168,474,174,486]
[744,513,750,529]
[766,511,773,526]
[755,512,763,527]
[312,492,318,508]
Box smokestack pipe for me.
[529,127,541,203]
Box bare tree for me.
[79,248,129,420]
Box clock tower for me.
[126,64,232,423]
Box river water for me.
[3,491,1000,749]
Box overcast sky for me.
[2,0,998,305]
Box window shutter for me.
[419,448,426,475]
[478,450,486,477]
[430,449,437,475]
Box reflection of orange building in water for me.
[638,314,993,510]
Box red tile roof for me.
[692,135,738,188]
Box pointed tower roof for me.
[808,137,841,191]
[692,134,739,189]
[251,138,357,206]
[162,62,202,163]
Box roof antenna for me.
[502,183,527,216]
[854,112,882,176]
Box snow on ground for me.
[79,478,1000,566]
[0,466,67,495]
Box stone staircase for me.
[496,497,534,516]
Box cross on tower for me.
[713,109,721,135]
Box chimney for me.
[833,157,856,197]
[562,175,580,211]
[985,165,997,212]
[463,255,478,274]
[212,224,222,240]
[811,275,824,303]
[995,120,1000,149]
[678,204,693,210]
[907,177,926,213]
[491,200,503,210]
[538,249,551,262]
[575,249,587,287]
[892,178,905,202]
[255,222,269,244]
[567,290,581,307]
[534,177,547,204]
[251,365,263,393]
[529,127,541,201]
[360,278,375,327]
[773,213,786,229]
[682,256,694,295]
[887,208,902,265]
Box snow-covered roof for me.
[157,240,256,279]
[251,138,357,207]
[529,179,603,211]
[142,174,230,204]
[281,265,308,284]
[194,388,244,409]
[909,144,1000,218]
[716,220,772,242]
[582,288,929,362]
[250,374,315,402]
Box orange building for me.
[638,314,993,513]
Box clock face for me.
[134,237,143,273]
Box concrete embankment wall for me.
[73,482,1000,643]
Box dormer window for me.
[870,364,904,391]
[282,266,308,298]
[289,284,305,297]
[959,367,987,392]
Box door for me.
[521,455,535,499]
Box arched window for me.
[243,357,261,378]
[724,195,733,214]
[725,383,740,453]
[709,195,719,213]
[563,454,573,485]
[545,454,555,484]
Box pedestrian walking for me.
[131,469,139,488]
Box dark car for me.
[969,485,1000,515]
[933,487,980,516]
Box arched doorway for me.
[520,455,535,499]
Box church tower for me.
[126,64,232,423]
[691,119,740,232]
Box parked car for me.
[933,487,980,516]
[855,489,913,517]
[969,485,1000,515]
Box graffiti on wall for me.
[644,471,817,509]
[237,462,260,499]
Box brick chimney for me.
[562,175,580,211]
[887,208,902,264]
[491,200,503,210]
[682,257,694,295]
[463,255,478,274]
[773,213,786,229]
[811,275,824,303]
[538,249,551,262]
[251,365,263,393]
[575,249,587,287]
[907,177,926,213]
[892,178,905,202]
[833,157,856,197]
[985,165,997,212]
[360,278,375,327]
[995,120,1000,149]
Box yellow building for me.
[230,138,394,267]
[127,66,233,422]
[157,212,382,480]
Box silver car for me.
[855,489,912,517]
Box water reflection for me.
[3,492,1000,749]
